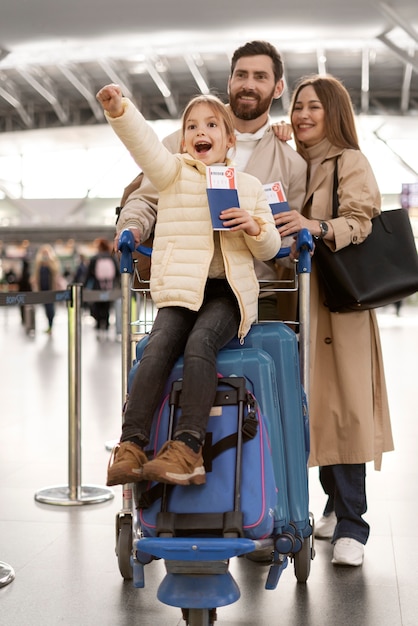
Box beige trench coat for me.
[306,142,394,470]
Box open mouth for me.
[195,141,212,153]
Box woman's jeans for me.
[121,279,240,445]
[320,464,370,545]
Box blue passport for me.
[269,200,290,215]
[206,188,240,230]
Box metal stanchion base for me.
[34,485,114,506]
[0,561,15,587]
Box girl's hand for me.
[96,84,125,118]
[272,121,293,142]
[220,208,261,236]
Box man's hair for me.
[230,41,284,83]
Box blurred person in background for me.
[31,244,62,334]
[18,257,32,325]
[84,238,119,339]
[73,253,88,284]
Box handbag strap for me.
[332,160,339,219]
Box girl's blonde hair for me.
[181,94,236,148]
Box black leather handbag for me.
[314,164,418,312]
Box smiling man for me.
[116,40,307,319]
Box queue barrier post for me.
[0,561,15,587]
[35,283,114,506]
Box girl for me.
[96,84,281,487]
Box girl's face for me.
[291,85,326,147]
[182,102,234,165]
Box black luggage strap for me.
[136,392,259,510]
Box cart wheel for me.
[117,517,133,580]
[182,607,217,625]
[293,535,312,583]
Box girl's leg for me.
[140,279,240,486]
[107,307,197,486]
[121,306,197,445]
[174,279,240,442]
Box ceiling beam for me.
[184,54,210,94]
[97,58,135,100]
[378,2,418,45]
[0,72,33,127]
[400,60,413,114]
[57,62,103,121]
[373,125,418,177]
[144,59,178,117]
[280,68,290,115]
[18,66,69,125]
[376,2,418,78]
[316,48,327,75]
[377,34,418,74]
[361,47,370,114]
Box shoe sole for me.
[143,466,206,486]
[332,556,363,566]
[106,467,145,486]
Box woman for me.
[31,244,62,333]
[276,75,394,566]
[84,239,119,338]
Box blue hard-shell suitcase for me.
[131,342,291,535]
[226,322,310,533]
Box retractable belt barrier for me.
[0,286,121,307]
[0,284,115,506]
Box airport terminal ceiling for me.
[0,0,417,244]
[1,0,418,126]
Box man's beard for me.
[229,88,275,121]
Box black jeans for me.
[91,301,111,330]
[44,302,55,328]
[320,464,370,545]
[121,279,240,445]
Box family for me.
[96,40,393,568]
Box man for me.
[116,40,307,319]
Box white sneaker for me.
[332,538,364,566]
[314,511,337,539]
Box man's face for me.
[228,55,283,121]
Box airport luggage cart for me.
[114,229,314,625]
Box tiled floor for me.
[1,299,417,626]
